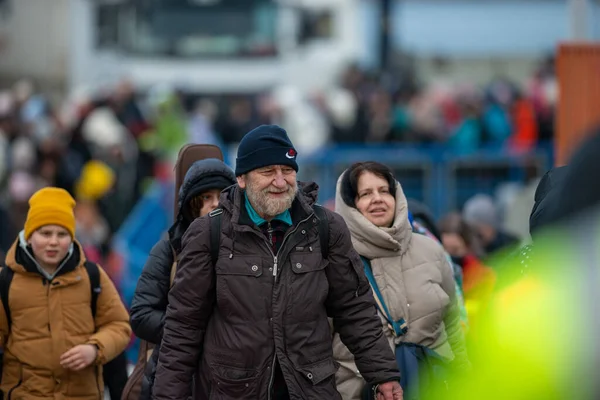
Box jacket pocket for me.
[294,357,339,386]
[215,257,263,277]
[65,366,102,398]
[208,363,259,400]
[289,253,327,275]
[288,253,329,320]
[215,257,267,320]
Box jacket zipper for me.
[266,355,277,400]
[267,223,277,277]
[6,366,23,400]
[272,213,313,280]
[265,212,314,399]
[6,379,22,400]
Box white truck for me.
[0,0,364,96]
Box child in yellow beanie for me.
[0,187,131,399]
[24,187,77,240]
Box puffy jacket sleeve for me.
[153,216,215,400]
[324,211,400,385]
[130,239,174,344]
[438,249,471,371]
[87,266,132,365]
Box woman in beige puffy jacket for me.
[333,161,469,400]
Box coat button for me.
[296,263,302,269]
[251,265,258,272]
[307,373,313,380]
[301,230,306,235]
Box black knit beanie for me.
[235,125,298,176]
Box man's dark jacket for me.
[152,182,400,399]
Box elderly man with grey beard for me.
[152,125,402,400]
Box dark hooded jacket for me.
[152,182,400,400]
[129,158,235,399]
[529,166,568,235]
[510,129,600,282]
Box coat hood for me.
[335,171,412,259]
[554,129,600,225]
[529,166,568,235]
[168,158,235,251]
[176,158,235,218]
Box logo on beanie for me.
[285,149,297,159]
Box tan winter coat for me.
[333,177,469,400]
[0,237,131,399]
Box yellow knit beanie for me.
[24,187,76,239]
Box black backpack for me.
[0,261,102,329]
[208,204,330,265]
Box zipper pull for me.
[273,256,278,277]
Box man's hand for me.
[60,344,97,371]
[376,381,403,400]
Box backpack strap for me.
[312,205,330,260]
[84,261,101,319]
[0,267,14,329]
[209,208,223,266]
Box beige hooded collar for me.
[335,172,412,260]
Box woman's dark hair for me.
[340,161,397,208]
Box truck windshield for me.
[120,0,278,58]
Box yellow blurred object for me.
[423,234,596,400]
[75,160,116,201]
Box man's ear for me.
[237,175,246,189]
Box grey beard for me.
[247,185,297,218]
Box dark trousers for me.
[104,351,129,399]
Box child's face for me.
[197,189,221,218]
[28,225,72,269]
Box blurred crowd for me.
[331,57,556,153]
[0,80,156,269]
[0,56,555,267]
[203,55,557,155]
